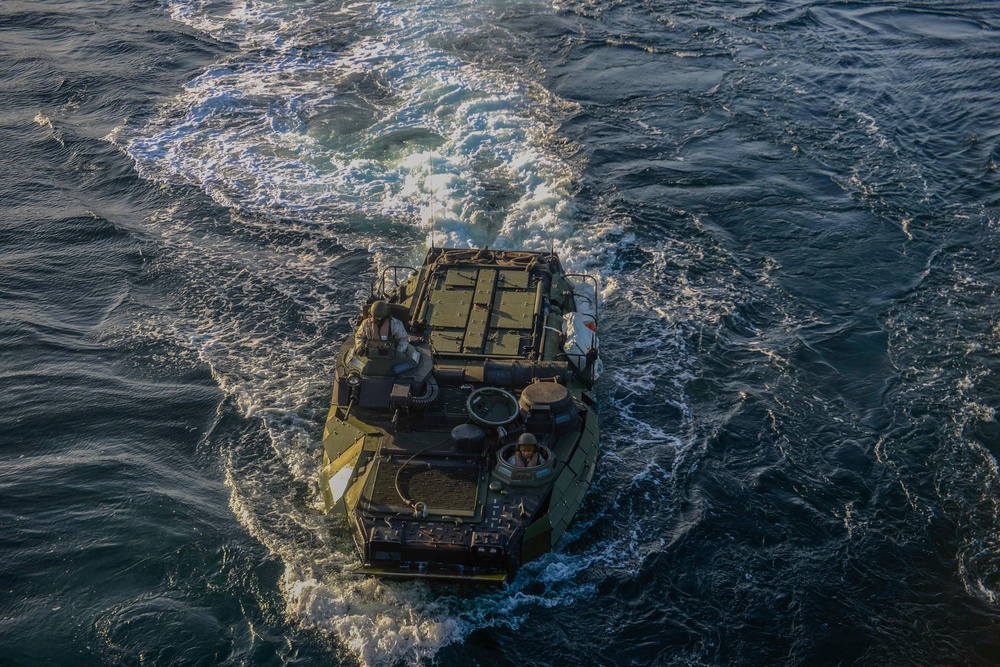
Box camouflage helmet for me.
[517,433,538,449]
[370,300,390,318]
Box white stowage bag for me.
[562,312,603,381]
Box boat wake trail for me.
[123,0,606,258]
[107,0,639,664]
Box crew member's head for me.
[371,300,389,321]
[517,433,538,461]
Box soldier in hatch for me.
[354,300,409,355]
[508,433,542,468]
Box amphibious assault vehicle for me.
[321,247,600,583]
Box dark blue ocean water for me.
[3,0,1000,665]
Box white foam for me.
[284,575,468,666]
[107,1,638,663]
[124,0,614,269]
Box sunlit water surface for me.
[2,0,1000,664]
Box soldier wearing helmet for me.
[508,433,542,468]
[354,299,409,355]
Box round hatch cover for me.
[466,387,520,427]
[518,381,572,414]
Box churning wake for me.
[124,0,614,259]
[106,0,663,664]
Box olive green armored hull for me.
[321,248,600,583]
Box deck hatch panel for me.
[497,270,530,290]
[366,457,482,516]
[464,269,498,351]
[425,293,470,328]
[491,290,536,329]
[441,269,479,289]
[485,329,524,356]
[430,329,464,353]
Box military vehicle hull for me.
[321,248,600,583]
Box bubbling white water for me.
[129,0,608,265]
[110,1,644,664]
[109,0,736,663]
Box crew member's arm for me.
[391,317,409,353]
[354,319,372,351]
